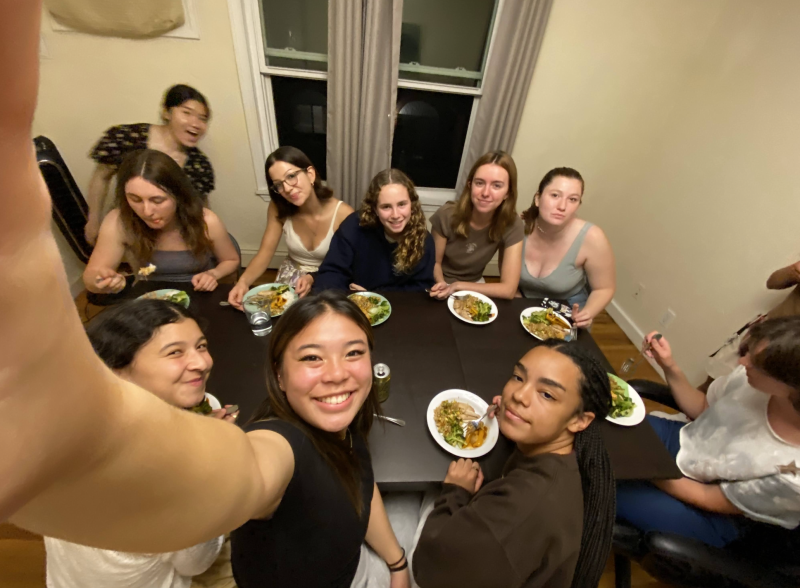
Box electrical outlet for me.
[660,308,677,328]
[632,283,646,302]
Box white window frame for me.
[228,0,504,207]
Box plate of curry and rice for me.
[447,291,498,325]
[243,283,298,317]
[427,389,499,458]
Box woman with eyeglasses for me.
[227,147,354,308]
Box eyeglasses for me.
[271,168,309,194]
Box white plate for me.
[347,292,392,327]
[243,283,298,316]
[447,291,498,325]
[606,374,646,426]
[137,289,190,308]
[519,306,571,340]
[427,389,499,458]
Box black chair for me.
[35,136,92,263]
[614,380,800,588]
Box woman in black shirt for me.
[230,291,410,588]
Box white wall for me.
[34,0,266,290]
[513,0,800,383]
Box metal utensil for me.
[620,333,662,377]
[225,404,239,414]
[468,406,491,431]
[219,300,231,306]
[375,414,405,427]
[450,292,469,301]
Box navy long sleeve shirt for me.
[313,214,435,293]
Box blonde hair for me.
[358,169,428,274]
[451,151,519,243]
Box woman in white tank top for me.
[228,147,354,309]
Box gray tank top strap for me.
[563,222,593,266]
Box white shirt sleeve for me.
[722,474,800,529]
[167,536,223,577]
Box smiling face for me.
[535,176,583,227]
[125,176,177,230]
[277,311,373,433]
[268,161,316,208]
[375,183,412,237]
[118,318,212,409]
[165,99,209,148]
[497,346,594,454]
[469,163,510,216]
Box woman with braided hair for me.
[314,169,435,293]
[411,340,615,588]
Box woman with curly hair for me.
[314,168,435,292]
[83,149,239,293]
[428,151,524,300]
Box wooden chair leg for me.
[615,552,632,588]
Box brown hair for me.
[249,291,382,515]
[115,149,212,268]
[740,316,800,409]
[522,167,585,235]
[358,169,428,274]
[451,151,519,243]
[265,146,334,221]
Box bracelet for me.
[389,559,408,573]
[386,548,405,569]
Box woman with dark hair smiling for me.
[85,84,215,243]
[410,341,616,588]
[45,299,235,588]
[228,147,354,307]
[83,149,239,293]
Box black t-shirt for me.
[231,419,374,588]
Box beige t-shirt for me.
[430,202,524,283]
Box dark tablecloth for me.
[121,282,681,489]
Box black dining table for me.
[122,282,681,491]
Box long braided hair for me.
[540,339,615,588]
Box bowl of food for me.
[426,389,499,458]
[348,292,392,326]
[243,283,298,317]
[138,289,190,308]
[447,291,497,325]
[520,307,573,340]
[606,374,645,426]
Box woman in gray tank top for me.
[83,150,240,294]
[519,168,616,329]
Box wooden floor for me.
[4,273,671,588]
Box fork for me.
[620,333,662,377]
[468,406,491,431]
[374,414,405,427]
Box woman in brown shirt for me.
[428,151,524,300]
[413,341,615,588]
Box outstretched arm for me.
[1,0,290,553]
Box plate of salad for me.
[606,373,646,426]
[348,292,392,327]
[447,291,497,325]
[138,289,191,308]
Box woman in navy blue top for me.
[313,169,435,293]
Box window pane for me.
[391,89,472,189]
[259,0,328,72]
[271,76,327,179]
[400,0,496,88]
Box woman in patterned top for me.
[85,84,214,244]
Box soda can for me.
[373,363,391,403]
